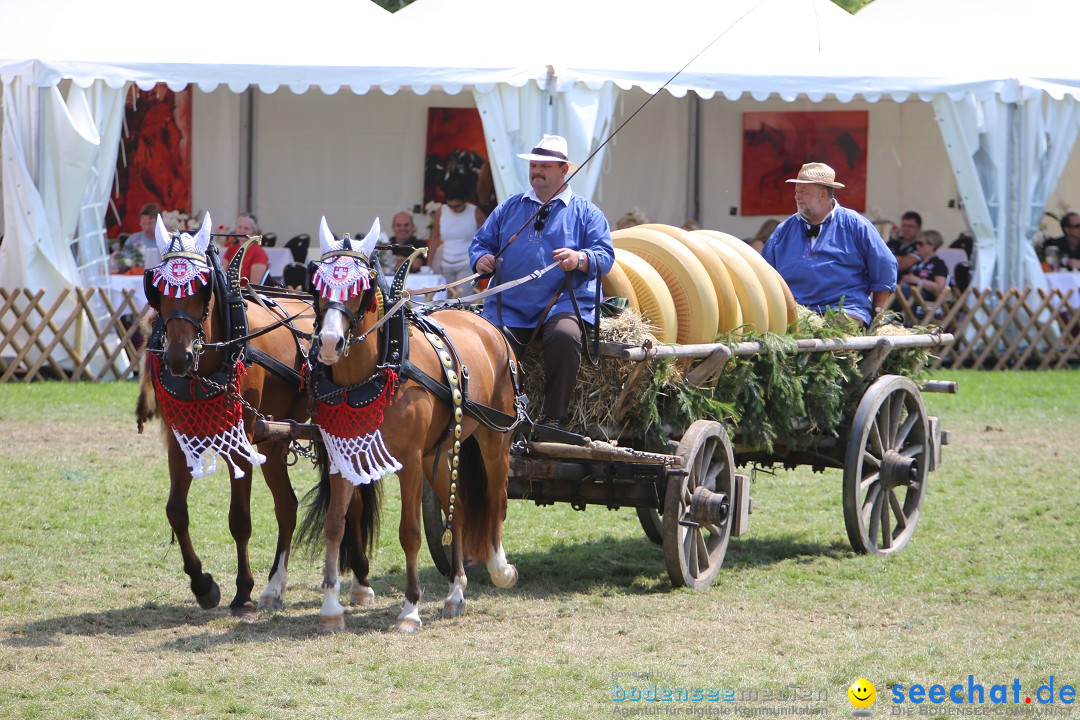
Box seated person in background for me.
[898,230,949,299]
[1044,212,1080,270]
[615,206,649,230]
[383,211,427,273]
[121,202,162,256]
[222,212,269,284]
[747,218,779,253]
[282,262,308,292]
[682,219,702,232]
[890,210,924,277]
[762,162,896,327]
[428,186,486,284]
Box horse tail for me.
[295,441,332,554]
[342,477,382,573]
[294,441,383,569]
[135,353,158,434]
[457,436,496,563]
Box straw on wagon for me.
[520,307,933,454]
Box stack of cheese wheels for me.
[612,227,720,345]
[694,230,798,333]
[598,225,799,341]
[612,248,677,343]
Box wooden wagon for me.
[420,331,956,589]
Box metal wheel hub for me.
[687,486,730,527]
[881,449,918,488]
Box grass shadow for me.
[4,602,221,647]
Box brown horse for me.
[302,217,520,633]
[136,213,319,618]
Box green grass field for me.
[0,370,1077,719]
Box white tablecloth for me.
[404,272,448,301]
[265,247,294,277]
[1045,271,1080,310]
[106,274,148,312]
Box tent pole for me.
[239,88,255,213]
[686,93,701,225]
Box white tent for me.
[4,0,1080,299]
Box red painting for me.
[108,84,192,236]
[741,111,868,216]
[424,107,490,209]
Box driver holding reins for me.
[470,134,614,430]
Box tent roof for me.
[3,0,1079,102]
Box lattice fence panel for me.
[889,286,1080,369]
[0,288,153,382]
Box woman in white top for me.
[428,187,487,293]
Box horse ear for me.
[193,212,212,254]
[319,216,336,254]
[358,217,380,260]
[154,215,171,255]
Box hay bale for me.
[519,307,659,433]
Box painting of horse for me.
[300,217,520,633]
[135,213,315,619]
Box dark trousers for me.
[503,313,582,421]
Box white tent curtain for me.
[473,79,617,204]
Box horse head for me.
[310,216,380,365]
[144,212,215,376]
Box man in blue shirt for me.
[762,162,897,326]
[470,134,614,428]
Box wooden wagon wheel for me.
[421,477,453,577]
[636,508,664,545]
[843,375,930,555]
[663,420,734,590]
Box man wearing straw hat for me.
[470,134,614,430]
[762,162,897,326]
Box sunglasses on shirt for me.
[534,204,552,232]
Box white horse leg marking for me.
[317,308,348,365]
[486,543,519,589]
[257,552,288,610]
[395,600,422,634]
[442,574,467,618]
[319,580,345,633]
[350,576,375,606]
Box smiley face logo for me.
[848,678,877,711]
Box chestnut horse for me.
[136,213,320,618]
[301,217,521,633]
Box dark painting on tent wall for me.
[108,84,192,237]
[741,111,868,216]
[424,108,492,213]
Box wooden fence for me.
[1,284,1077,382]
[0,288,151,382]
[890,286,1080,370]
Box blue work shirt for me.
[470,186,613,328]
[762,203,897,325]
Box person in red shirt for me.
[222,212,269,284]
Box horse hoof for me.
[442,600,465,618]
[393,618,422,634]
[231,602,258,623]
[319,614,345,634]
[257,595,284,611]
[492,564,519,589]
[195,578,221,609]
[350,585,375,607]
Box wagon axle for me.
[685,485,730,528]
[881,450,919,488]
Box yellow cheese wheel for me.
[690,230,770,334]
[612,228,720,345]
[696,230,788,334]
[614,249,677,343]
[638,223,742,334]
[601,257,638,309]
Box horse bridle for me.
[306,240,381,356]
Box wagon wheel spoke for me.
[888,487,908,532]
[861,450,881,470]
[862,482,881,517]
[868,417,885,458]
[887,393,904,446]
[867,485,883,546]
[879,489,893,549]
[694,531,710,574]
[899,443,925,459]
[859,470,880,495]
[894,410,918,448]
[685,529,700,574]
